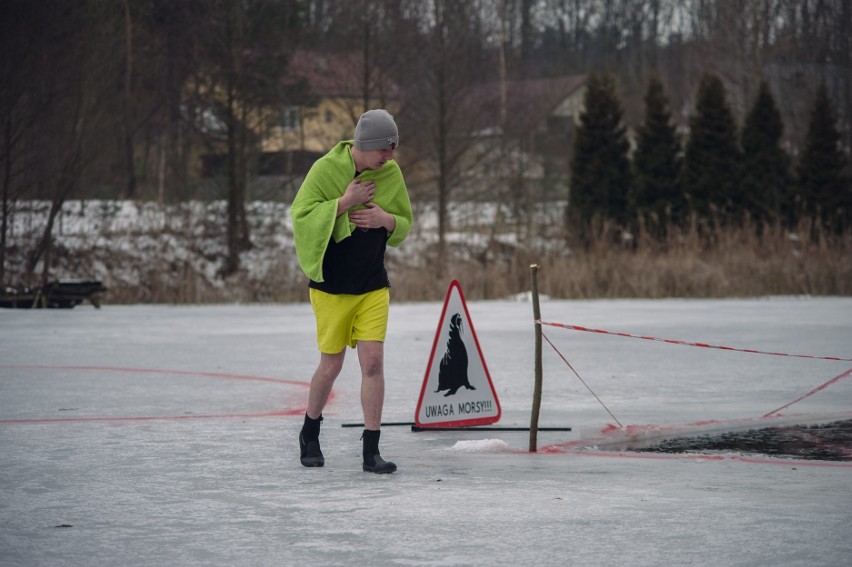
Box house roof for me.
[462,75,586,137]
[285,50,400,100]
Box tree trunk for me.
[122,0,136,198]
[225,86,243,276]
[1,111,12,285]
[434,0,448,279]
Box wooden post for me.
[529,264,543,452]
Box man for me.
[290,109,413,474]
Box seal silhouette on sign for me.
[435,313,476,397]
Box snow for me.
[1,296,851,566]
[448,439,512,453]
[6,200,568,299]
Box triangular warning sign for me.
[414,280,501,428]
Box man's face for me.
[361,147,395,170]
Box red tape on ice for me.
[0,364,316,424]
[536,321,852,362]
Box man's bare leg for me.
[358,341,396,473]
[357,341,384,430]
[300,350,345,467]
[307,350,346,419]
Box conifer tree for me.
[568,72,632,237]
[795,84,850,232]
[681,73,740,222]
[633,74,682,234]
[740,81,790,228]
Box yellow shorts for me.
[309,287,390,353]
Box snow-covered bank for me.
[5,199,535,303]
[5,199,851,302]
[6,200,300,302]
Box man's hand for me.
[349,202,396,232]
[338,179,376,215]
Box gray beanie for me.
[354,109,399,151]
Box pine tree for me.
[795,84,850,233]
[681,73,740,222]
[633,75,683,234]
[740,81,790,228]
[568,72,632,237]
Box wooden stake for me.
[529,264,543,452]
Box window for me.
[280,106,299,131]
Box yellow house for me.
[198,50,400,188]
[262,50,401,155]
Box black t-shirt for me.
[309,171,392,295]
[308,226,390,295]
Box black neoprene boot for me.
[362,429,396,474]
[299,414,324,467]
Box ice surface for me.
[1,296,851,566]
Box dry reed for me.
[392,216,852,302]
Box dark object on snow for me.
[634,419,852,462]
[435,312,476,397]
[0,281,107,309]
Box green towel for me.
[290,140,413,283]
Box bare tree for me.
[0,3,45,284]
[21,2,121,294]
[121,0,137,198]
[189,0,304,276]
[409,1,494,274]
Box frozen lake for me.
[1,294,851,566]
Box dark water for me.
[633,419,852,462]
